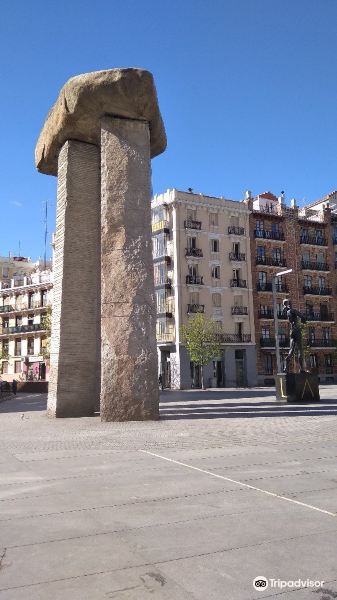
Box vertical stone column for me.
[100,117,159,420]
[48,140,100,417]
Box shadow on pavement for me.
[0,394,47,413]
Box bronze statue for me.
[283,299,307,373]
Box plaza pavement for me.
[0,387,337,599]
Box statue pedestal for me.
[275,373,320,403]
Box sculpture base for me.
[275,372,320,403]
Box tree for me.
[180,314,222,389]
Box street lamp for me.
[272,268,293,373]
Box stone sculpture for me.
[35,69,166,420]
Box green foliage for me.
[41,306,52,360]
[180,314,222,388]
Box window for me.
[14,360,21,374]
[260,304,268,316]
[188,264,198,278]
[265,354,273,375]
[28,292,34,309]
[325,355,333,373]
[232,242,240,256]
[304,275,312,288]
[212,293,221,307]
[152,233,168,259]
[15,339,21,356]
[315,229,323,240]
[209,212,218,227]
[187,209,196,221]
[154,263,167,285]
[272,247,281,262]
[256,220,264,231]
[257,246,265,259]
[275,276,284,292]
[230,216,239,227]
[308,327,315,343]
[210,239,219,253]
[41,290,48,307]
[309,354,318,369]
[258,271,267,289]
[301,227,308,240]
[322,328,331,342]
[211,265,220,279]
[2,318,9,329]
[271,222,279,234]
[1,361,8,374]
[189,292,199,305]
[187,236,197,250]
[15,316,22,327]
[318,276,326,290]
[232,268,240,281]
[28,314,34,326]
[261,327,270,339]
[156,289,166,313]
[27,338,34,355]
[2,340,9,354]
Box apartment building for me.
[249,191,337,385]
[151,189,257,389]
[0,256,53,382]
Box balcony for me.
[306,312,335,322]
[0,305,14,313]
[156,331,175,343]
[231,306,248,315]
[219,333,252,343]
[301,261,329,271]
[257,282,288,293]
[308,339,337,348]
[154,277,172,290]
[0,273,53,291]
[228,226,245,235]
[0,323,45,336]
[254,230,285,241]
[300,235,327,246]
[185,247,203,258]
[186,275,204,285]
[258,309,287,319]
[152,220,170,234]
[303,286,332,296]
[229,252,246,261]
[256,256,287,267]
[230,279,247,288]
[187,304,205,314]
[260,337,290,348]
[184,220,201,230]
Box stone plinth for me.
[35,69,166,420]
[48,141,101,417]
[100,117,159,420]
[275,372,320,403]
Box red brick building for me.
[248,190,337,385]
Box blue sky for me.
[1,0,337,260]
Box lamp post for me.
[272,269,293,373]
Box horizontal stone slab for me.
[35,68,166,175]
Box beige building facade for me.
[152,189,257,389]
[0,256,53,382]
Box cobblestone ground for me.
[0,387,337,599]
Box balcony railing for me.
[231,306,248,315]
[258,309,287,319]
[230,279,247,288]
[186,275,204,285]
[155,278,172,289]
[219,333,251,343]
[301,261,329,271]
[308,339,337,348]
[256,256,287,267]
[254,230,285,241]
[156,332,175,343]
[0,323,45,335]
[303,286,332,296]
[187,304,205,314]
[152,220,170,234]
[260,337,290,347]
[184,220,201,230]
[306,312,334,322]
[257,282,288,293]
[228,226,245,235]
[185,247,203,258]
[229,252,246,261]
[0,305,14,313]
[300,235,327,246]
